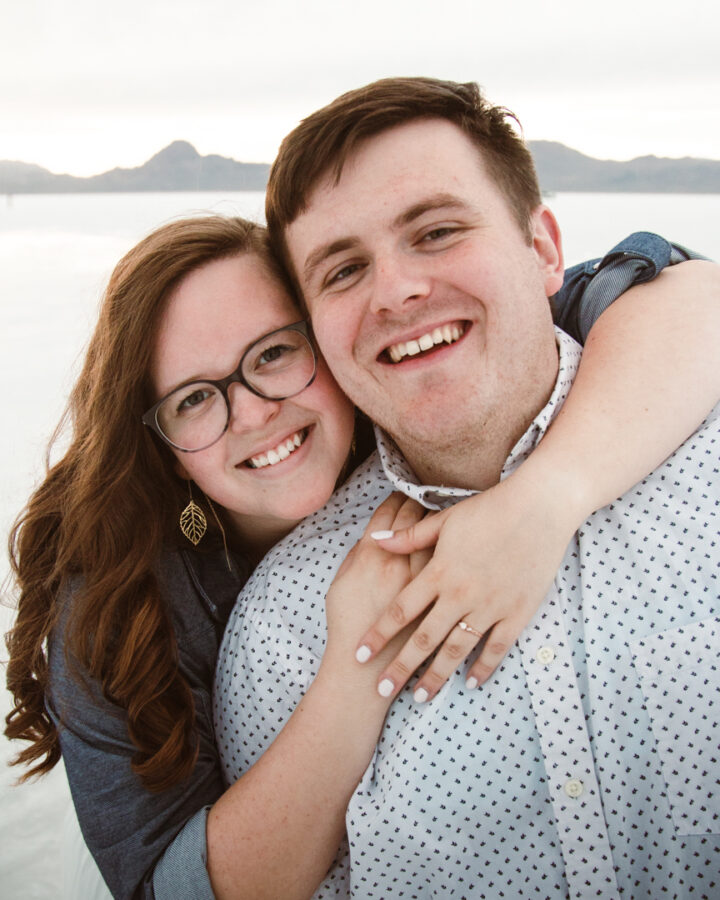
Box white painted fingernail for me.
[465,676,479,690]
[370,530,395,540]
[378,678,394,697]
[413,687,429,704]
[355,645,372,663]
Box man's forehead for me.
[291,119,496,226]
[316,118,475,191]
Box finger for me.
[464,617,519,689]
[409,546,433,579]
[371,508,450,554]
[377,614,483,701]
[388,495,427,533]
[336,494,407,580]
[354,566,439,663]
[363,492,411,538]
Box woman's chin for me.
[228,489,336,552]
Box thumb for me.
[371,509,448,553]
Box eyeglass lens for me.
[155,326,315,451]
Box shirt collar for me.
[375,328,583,509]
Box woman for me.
[4,215,719,900]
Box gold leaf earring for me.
[179,483,207,546]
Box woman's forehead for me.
[151,254,301,394]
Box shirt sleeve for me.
[48,646,224,900]
[151,808,215,900]
[551,231,707,344]
[47,547,246,900]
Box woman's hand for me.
[322,492,431,681]
[353,464,576,702]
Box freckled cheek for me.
[199,445,230,476]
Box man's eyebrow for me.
[301,194,470,284]
[393,193,470,229]
[303,237,359,284]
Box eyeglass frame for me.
[141,319,318,453]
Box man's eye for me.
[422,227,456,242]
[326,262,364,287]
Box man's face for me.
[286,119,564,476]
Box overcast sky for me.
[2,0,718,176]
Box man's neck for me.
[394,356,560,492]
[398,416,523,492]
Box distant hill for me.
[0,141,269,194]
[2,139,719,194]
[530,141,720,193]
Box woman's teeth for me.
[387,323,464,363]
[247,430,305,469]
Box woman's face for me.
[151,252,356,551]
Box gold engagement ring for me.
[458,621,484,639]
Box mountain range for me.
[2,139,719,194]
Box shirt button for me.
[536,646,555,665]
[564,778,584,799]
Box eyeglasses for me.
[142,320,317,452]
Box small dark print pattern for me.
[215,331,720,899]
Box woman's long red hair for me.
[4,215,277,791]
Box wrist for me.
[316,645,392,703]
[509,448,592,540]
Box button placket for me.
[519,584,620,898]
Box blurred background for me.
[2,1,718,895]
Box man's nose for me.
[369,253,432,316]
[227,382,281,433]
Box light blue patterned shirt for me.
[215,329,720,899]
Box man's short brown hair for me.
[265,76,542,278]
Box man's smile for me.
[381,320,469,364]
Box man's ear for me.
[531,205,564,297]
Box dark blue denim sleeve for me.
[48,548,247,900]
[551,231,706,344]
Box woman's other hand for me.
[323,492,430,677]
[353,465,575,702]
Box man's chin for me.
[381,406,473,454]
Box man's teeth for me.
[247,431,305,469]
[388,324,464,363]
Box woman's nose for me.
[226,382,281,433]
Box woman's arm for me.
[206,494,428,900]
[55,498,425,900]
[355,259,720,701]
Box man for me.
[216,78,719,897]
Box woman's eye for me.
[258,344,291,365]
[177,387,214,413]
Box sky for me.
[2,0,719,177]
